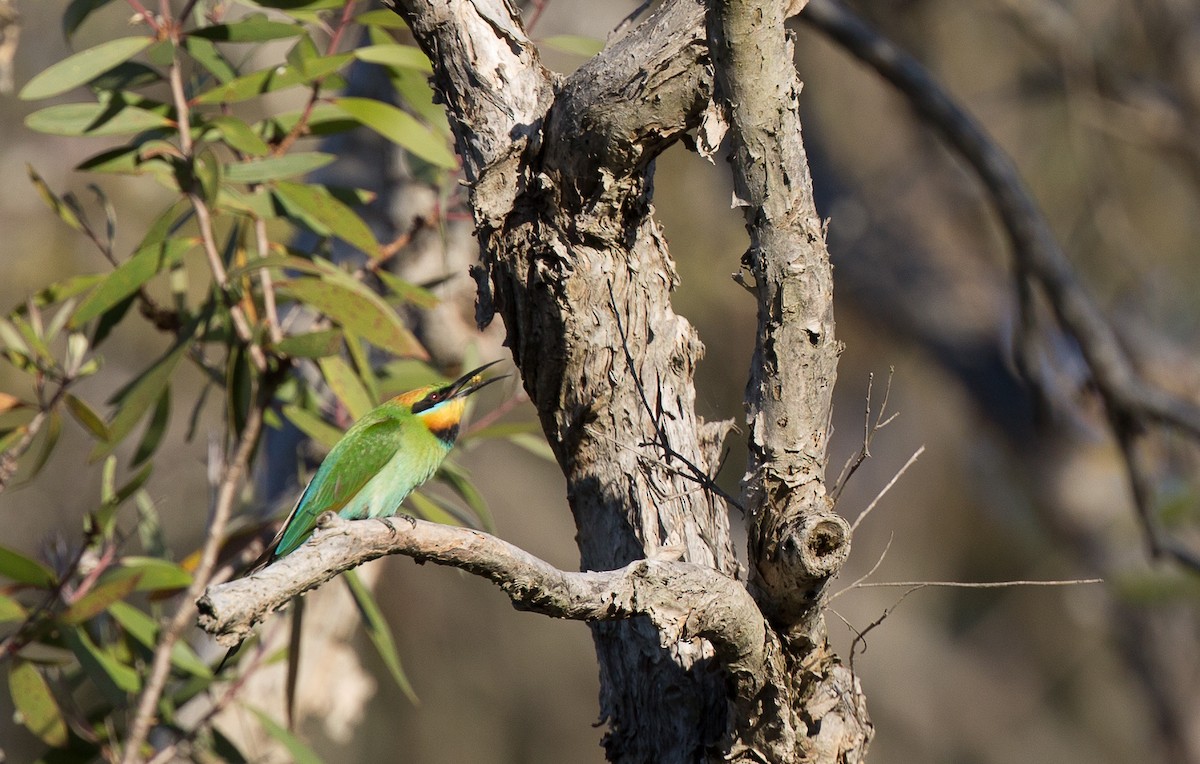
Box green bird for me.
[219,361,505,677]
[264,359,506,564]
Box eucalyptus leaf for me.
[20,37,153,100]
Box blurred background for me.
[2,0,1199,761]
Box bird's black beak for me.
[446,360,508,399]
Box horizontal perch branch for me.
[197,514,767,679]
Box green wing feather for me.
[269,410,411,560]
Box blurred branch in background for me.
[801,0,1200,571]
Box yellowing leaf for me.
[8,661,68,748]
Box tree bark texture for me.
[377,0,870,760]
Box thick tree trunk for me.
[386,0,871,759]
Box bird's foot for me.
[376,514,417,535]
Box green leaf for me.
[281,404,342,450]
[246,705,325,764]
[355,9,410,28]
[344,569,417,703]
[184,36,238,84]
[131,387,170,466]
[98,557,192,592]
[244,0,345,8]
[209,115,271,157]
[509,432,556,462]
[319,355,374,420]
[343,332,379,405]
[20,37,154,100]
[376,270,440,310]
[260,103,358,138]
[26,411,63,483]
[353,44,432,73]
[404,490,460,526]
[95,325,195,457]
[8,660,69,748]
[437,462,493,532]
[0,593,27,622]
[333,97,456,169]
[72,237,193,326]
[272,180,379,256]
[225,152,335,183]
[33,273,107,307]
[88,61,163,92]
[135,491,167,559]
[274,329,344,359]
[108,601,213,679]
[63,625,140,697]
[28,165,83,231]
[277,277,425,358]
[0,545,56,587]
[64,0,118,39]
[192,52,353,104]
[61,574,141,625]
[26,101,172,137]
[540,34,605,57]
[190,18,305,42]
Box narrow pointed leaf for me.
[436,462,493,532]
[94,326,194,457]
[334,97,455,169]
[26,102,172,137]
[98,557,192,592]
[131,387,170,466]
[319,355,374,420]
[272,181,379,257]
[190,19,304,42]
[274,329,343,359]
[354,9,410,28]
[0,545,56,587]
[281,404,342,450]
[193,53,353,104]
[108,601,213,678]
[20,37,153,100]
[26,411,63,482]
[64,0,118,39]
[353,45,432,73]
[61,574,141,625]
[0,593,25,622]
[246,705,325,764]
[63,625,140,697]
[225,152,335,183]
[343,570,417,703]
[277,277,425,358]
[72,237,193,326]
[209,116,270,156]
[64,393,108,441]
[540,34,605,57]
[8,660,69,748]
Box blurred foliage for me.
[0,1,527,760]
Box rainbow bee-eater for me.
[263,360,507,565]
[220,361,505,678]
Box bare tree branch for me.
[799,0,1200,573]
[122,400,265,764]
[709,0,850,630]
[198,514,767,680]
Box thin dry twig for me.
[850,444,924,532]
[120,404,265,764]
[832,368,898,501]
[800,0,1200,572]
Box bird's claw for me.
[376,514,417,535]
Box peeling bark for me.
[211,0,872,759]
